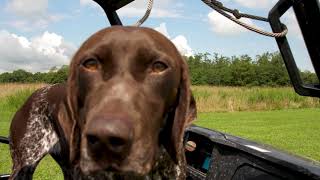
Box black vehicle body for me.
[184,126,320,180]
[1,0,320,179]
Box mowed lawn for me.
[195,109,320,162]
[0,84,319,178]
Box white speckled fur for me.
[13,85,59,168]
[175,165,181,177]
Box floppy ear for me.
[163,57,197,164]
[66,58,82,165]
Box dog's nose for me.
[85,117,133,160]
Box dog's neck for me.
[150,145,186,179]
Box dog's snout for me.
[85,117,133,160]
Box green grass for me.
[195,108,320,162]
[0,145,63,180]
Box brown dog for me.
[9,26,196,179]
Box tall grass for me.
[0,83,45,99]
[1,89,36,111]
[192,86,320,112]
[0,84,45,112]
[0,84,44,136]
[0,84,319,114]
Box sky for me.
[0,0,316,72]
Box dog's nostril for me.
[87,135,99,146]
[86,134,129,153]
[108,136,126,148]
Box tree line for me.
[186,52,317,86]
[0,65,68,84]
[0,52,318,86]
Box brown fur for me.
[9,26,196,180]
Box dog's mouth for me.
[79,157,154,178]
[78,170,152,180]
[81,166,145,179]
[79,144,156,177]
[78,146,177,179]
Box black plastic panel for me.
[0,175,9,180]
[232,165,283,180]
[184,125,320,180]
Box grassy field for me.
[0,83,45,99]
[192,86,320,112]
[196,109,320,162]
[0,83,319,178]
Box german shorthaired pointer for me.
[9,26,197,180]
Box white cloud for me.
[80,0,98,7]
[154,23,193,57]
[79,0,183,19]
[115,0,182,19]
[281,9,302,38]
[172,35,193,57]
[11,34,31,48]
[9,19,47,32]
[234,0,274,9]
[117,7,181,18]
[207,11,254,36]
[80,0,92,6]
[0,30,76,72]
[154,23,170,38]
[5,0,65,31]
[6,0,48,17]
[7,14,66,32]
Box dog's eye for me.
[82,59,99,71]
[152,61,168,73]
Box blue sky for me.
[0,0,315,72]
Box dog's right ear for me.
[58,99,80,165]
[66,57,82,165]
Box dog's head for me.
[66,26,196,178]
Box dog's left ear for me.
[163,57,197,164]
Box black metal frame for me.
[93,0,132,25]
[269,0,320,97]
[0,137,9,144]
[0,136,9,179]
